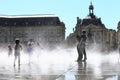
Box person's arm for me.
[79,38,83,45]
[20,45,23,51]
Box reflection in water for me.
[14,65,23,80]
[77,61,87,75]
[0,47,119,80]
[14,65,20,73]
[75,61,87,80]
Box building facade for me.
[0,14,65,47]
[117,21,120,49]
[66,3,117,51]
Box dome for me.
[89,2,94,10]
[85,13,98,19]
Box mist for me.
[0,44,119,80]
[0,44,119,66]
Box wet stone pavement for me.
[0,58,120,80]
[0,49,120,80]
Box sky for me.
[0,0,120,37]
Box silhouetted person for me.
[14,40,22,67]
[76,31,87,62]
[27,43,33,64]
[76,35,82,61]
[8,45,13,56]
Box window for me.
[14,22,16,26]
[26,22,28,25]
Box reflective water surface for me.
[0,47,120,80]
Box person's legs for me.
[14,56,17,66]
[83,48,87,61]
[18,55,20,66]
[79,51,83,61]
[77,47,83,61]
[29,54,31,64]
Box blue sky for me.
[0,0,120,37]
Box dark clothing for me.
[80,35,87,43]
[77,34,87,61]
[77,46,83,60]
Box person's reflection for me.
[14,66,20,73]
[14,66,21,79]
[75,62,87,80]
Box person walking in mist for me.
[27,43,33,64]
[76,31,87,62]
[8,45,13,56]
[14,39,22,67]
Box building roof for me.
[77,3,105,28]
[0,14,58,18]
[81,14,104,27]
[0,14,64,26]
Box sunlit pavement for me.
[0,48,120,80]
[57,61,120,80]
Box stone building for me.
[0,14,65,47]
[66,3,117,51]
[117,21,120,49]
